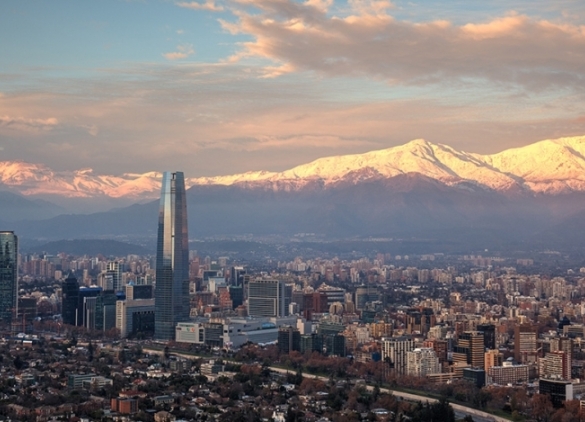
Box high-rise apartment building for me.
[382,336,414,374]
[540,351,570,380]
[247,279,292,317]
[407,348,441,377]
[0,231,18,325]
[154,171,190,341]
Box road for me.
[269,366,510,422]
[144,348,511,422]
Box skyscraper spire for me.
[154,172,190,340]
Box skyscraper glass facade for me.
[0,231,17,325]
[154,171,190,340]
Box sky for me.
[1,0,584,177]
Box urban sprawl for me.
[1,173,585,421]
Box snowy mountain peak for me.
[2,135,585,199]
[190,135,585,194]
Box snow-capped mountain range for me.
[192,135,585,195]
[3,135,585,199]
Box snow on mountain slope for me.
[2,135,585,198]
[194,135,585,193]
[0,163,173,198]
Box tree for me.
[531,394,554,422]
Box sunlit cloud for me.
[0,115,58,131]
[177,0,224,12]
[163,44,195,60]
[221,0,585,90]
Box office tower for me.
[354,285,380,311]
[62,273,80,325]
[0,231,18,325]
[229,285,244,309]
[126,284,153,300]
[78,286,102,328]
[515,324,537,363]
[154,171,190,341]
[455,331,485,368]
[278,326,301,354]
[230,266,246,286]
[477,323,496,349]
[247,279,292,317]
[95,290,118,331]
[107,261,123,291]
[117,299,156,338]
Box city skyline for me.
[1,1,584,177]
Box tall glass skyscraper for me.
[154,171,190,340]
[0,231,18,326]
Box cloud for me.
[82,124,99,136]
[0,115,58,131]
[221,0,585,90]
[163,44,195,60]
[177,0,224,12]
[1,63,583,177]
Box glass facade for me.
[62,273,80,326]
[154,171,190,340]
[0,231,18,325]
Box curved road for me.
[269,366,510,422]
[144,347,510,422]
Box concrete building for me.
[116,299,155,338]
[406,348,441,377]
[248,279,292,318]
[539,378,574,407]
[484,349,503,373]
[455,331,485,369]
[382,336,414,374]
[487,359,529,385]
[540,351,570,381]
[175,316,304,349]
[515,324,537,364]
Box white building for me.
[116,298,155,338]
[406,348,441,377]
[176,316,309,349]
[382,336,414,374]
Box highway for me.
[144,348,511,422]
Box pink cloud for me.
[0,115,58,131]
[221,0,585,90]
[163,44,195,60]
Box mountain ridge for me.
[3,135,585,202]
